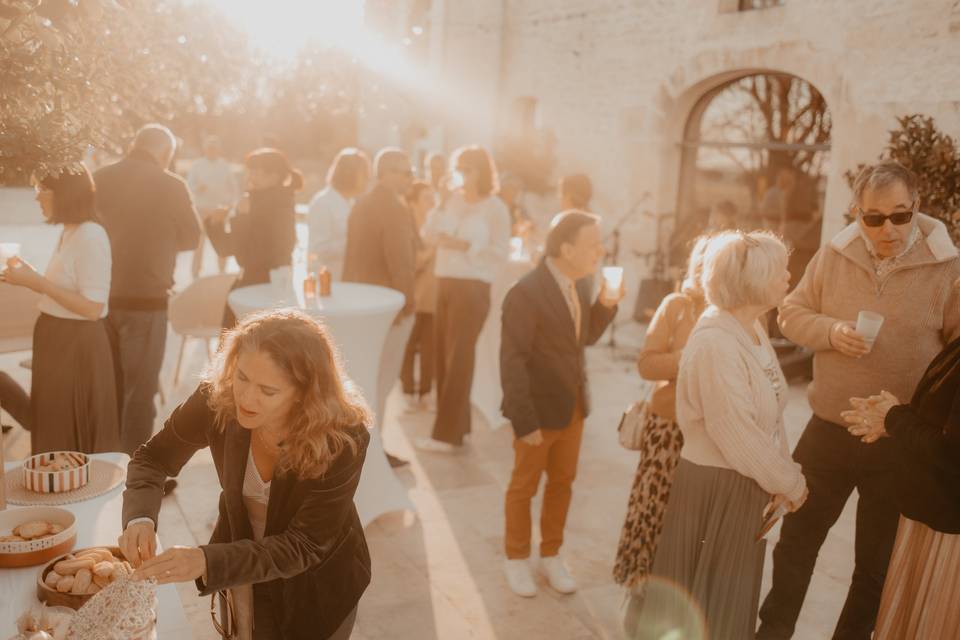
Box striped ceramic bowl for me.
[22,451,90,493]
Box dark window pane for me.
[739,0,786,10]
[675,73,830,286]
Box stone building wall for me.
[420,0,960,246]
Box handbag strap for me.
[210,590,238,639]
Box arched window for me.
[675,72,831,280]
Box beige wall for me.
[419,0,960,248]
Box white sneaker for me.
[540,556,577,594]
[504,559,537,597]
[414,437,458,453]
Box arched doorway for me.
[673,72,831,284]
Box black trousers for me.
[431,278,490,445]
[400,312,435,396]
[757,415,900,640]
[106,309,168,455]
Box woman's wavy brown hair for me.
[204,309,370,479]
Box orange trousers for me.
[504,404,585,560]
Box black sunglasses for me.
[855,204,915,228]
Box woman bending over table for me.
[118,309,371,640]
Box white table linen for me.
[228,282,414,527]
[1,453,191,639]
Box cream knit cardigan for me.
[676,307,807,503]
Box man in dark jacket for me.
[500,210,623,597]
[95,124,200,456]
[342,148,417,468]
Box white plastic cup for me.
[509,237,524,260]
[602,266,624,297]
[0,242,20,262]
[855,310,885,348]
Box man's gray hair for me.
[132,124,177,158]
[852,160,919,205]
[374,147,409,179]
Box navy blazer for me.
[500,260,617,438]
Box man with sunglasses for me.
[758,160,960,640]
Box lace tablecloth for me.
[1,453,192,639]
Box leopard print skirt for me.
[613,412,684,588]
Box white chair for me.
[168,274,237,387]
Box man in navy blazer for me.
[500,210,623,597]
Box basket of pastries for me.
[0,507,77,568]
[37,546,134,610]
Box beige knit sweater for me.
[780,214,960,425]
[677,308,807,503]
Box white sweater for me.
[676,307,806,503]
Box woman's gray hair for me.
[851,160,919,205]
[702,230,788,310]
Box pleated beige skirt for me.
[627,458,768,640]
[874,516,960,640]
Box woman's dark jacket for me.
[206,184,297,287]
[122,385,371,639]
[884,335,960,533]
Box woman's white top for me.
[422,192,511,284]
[37,221,111,320]
[307,186,352,279]
[242,446,271,541]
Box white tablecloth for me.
[228,282,414,527]
[1,453,191,639]
[470,258,535,430]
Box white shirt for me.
[187,157,238,212]
[307,187,352,279]
[423,193,511,283]
[37,222,111,320]
[242,446,271,541]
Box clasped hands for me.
[117,521,207,585]
[841,390,898,443]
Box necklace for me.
[254,427,283,452]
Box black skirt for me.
[30,313,121,454]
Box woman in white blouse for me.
[306,148,371,280]
[1,165,120,454]
[416,146,511,452]
[628,230,808,639]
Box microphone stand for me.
[603,194,650,356]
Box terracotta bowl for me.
[22,451,90,493]
[0,506,77,568]
[37,545,126,610]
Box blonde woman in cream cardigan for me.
[628,230,808,640]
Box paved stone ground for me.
[1,223,860,639]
